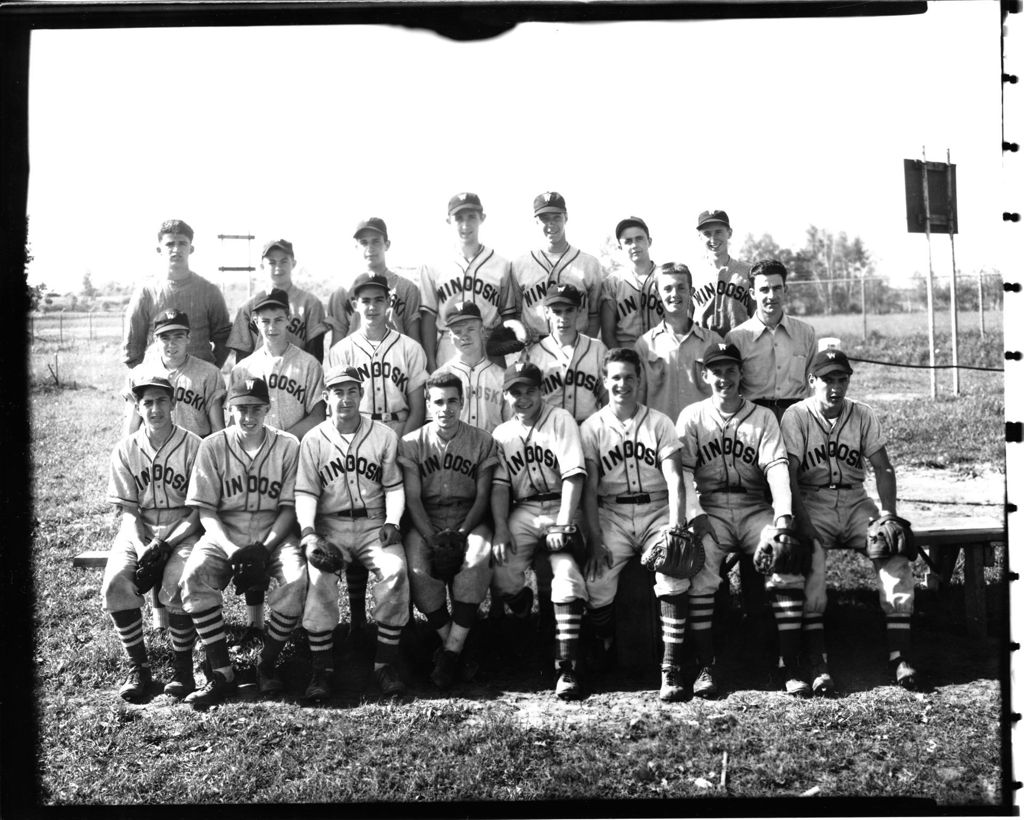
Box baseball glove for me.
[306,535,347,576]
[544,523,583,555]
[640,525,704,579]
[229,542,271,596]
[428,528,468,584]
[753,526,812,576]
[866,513,918,561]
[134,538,172,595]
[485,325,526,357]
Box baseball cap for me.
[615,216,650,240]
[533,191,567,216]
[228,377,271,406]
[350,272,390,296]
[503,361,543,390]
[443,300,483,326]
[696,210,731,231]
[700,342,743,368]
[253,288,290,313]
[130,374,174,399]
[323,365,363,389]
[543,283,583,308]
[809,349,854,377]
[262,239,294,258]
[448,192,483,215]
[153,309,190,335]
[353,217,388,241]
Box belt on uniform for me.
[808,483,854,491]
[523,492,561,503]
[332,508,369,519]
[704,486,747,494]
[370,412,402,422]
[753,398,800,409]
[614,493,652,504]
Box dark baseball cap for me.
[700,342,743,368]
[696,210,731,231]
[262,239,295,258]
[353,218,388,241]
[448,192,483,215]
[153,309,190,335]
[130,374,174,399]
[350,272,390,296]
[443,300,483,325]
[533,191,567,216]
[543,283,583,308]
[228,377,271,406]
[323,365,363,389]
[253,288,290,313]
[615,216,650,240]
[503,361,543,390]
[810,349,854,377]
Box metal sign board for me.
[904,159,958,234]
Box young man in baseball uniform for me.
[579,348,694,702]
[399,372,497,690]
[419,193,519,372]
[325,218,423,348]
[228,239,329,363]
[690,210,753,337]
[123,219,232,369]
[491,361,589,700]
[725,259,816,422]
[782,349,915,689]
[520,283,608,425]
[103,375,203,702]
[123,309,226,438]
[635,263,719,424]
[296,365,410,700]
[677,342,824,698]
[512,192,603,344]
[599,216,663,349]
[180,377,308,707]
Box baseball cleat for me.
[184,671,236,709]
[659,664,687,703]
[257,662,285,696]
[782,658,811,698]
[892,658,918,689]
[304,668,332,701]
[555,661,582,701]
[119,665,152,703]
[692,663,720,699]
[430,649,459,690]
[375,664,406,697]
[809,660,835,696]
[163,664,196,699]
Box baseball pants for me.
[405,505,493,613]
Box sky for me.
[24,2,1015,296]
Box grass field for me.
[22,309,1010,810]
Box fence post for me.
[89,309,93,340]
[860,270,867,341]
[59,310,64,346]
[978,270,985,339]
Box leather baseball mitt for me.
[428,528,468,584]
[229,542,271,596]
[134,538,172,595]
[866,513,917,561]
[306,535,347,576]
[754,526,812,576]
[544,523,583,554]
[640,524,704,579]
[485,325,526,357]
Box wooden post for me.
[946,150,960,396]
[59,310,64,345]
[921,147,937,400]
[962,545,987,640]
[860,267,867,341]
[978,270,985,339]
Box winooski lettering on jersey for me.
[221,474,284,500]
[598,440,659,476]
[316,453,384,487]
[133,463,190,494]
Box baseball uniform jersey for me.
[521,334,608,424]
[599,264,664,348]
[230,344,325,432]
[690,257,754,336]
[398,421,498,517]
[227,283,329,356]
[125,354,226,438]
[325,269,422,341]
[433,358,508,433]
[512,246,604,340]
[725,314,816,402]
[635,322,720,424]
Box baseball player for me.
[179,377,308,707]
[419,193,519,372]
[229,288,326,440]
[520,284,608,424]
[123,219,232,369]
[123,309,226,438]
[432,301,509,433]
[689,210,753,336]
[599,216,663,349]
[579,348,694,702]
[676,342,824,698]
[325,218,423,348]
[491,361,589,700]
[782,349,915,689]
[635,263,720,424]
[296,365,410,700]
[228,239,329,363]
[102,375,202,702]
[725,259,816,422]
[324,273,428,437]
[399,372,497,690]
[512,192,603,343]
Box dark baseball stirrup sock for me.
[802,613,826,659]
[586,603,615,642]
[885,613,912,658]
[553,600,584,662]
[191,605,230,669]
[770,588,805,660]
[375,622,403,667]
[307,629,334,671]
[262,611,300,665]
[504,587,533,619]
[658,593,688,667]
[425,607,452,632]
[451,601,479,629]
[686,593,716,665]
[168,612,197,654]
[346,563,370,624]
[110,609,148,666]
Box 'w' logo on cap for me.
[826,351,836,359]
[544,193,553,202]
[245,379,257,391]
[458,193,467,201]
[718,344,727,351]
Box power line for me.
[847,355,1003,373]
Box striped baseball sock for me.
[190,605,231,672]
[659,593,688,667]
[346,563,369,624]
[261,611,300,666]
[554,600,584,662]
[167,612,197,654]
[110,609,148,667]
[447,602,479,654]
[306,629,334,672]
[374,622,403,667]
[686,594,716,665]
[886,613,912,660]
[802,613,826,660]
[504,587,533,619]
[770,588,805,661]
[244,589,265,629]
[587,603,615,643]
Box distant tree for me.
[597,234,623,275]
[27,282,47,312]
[81,271,98,301]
